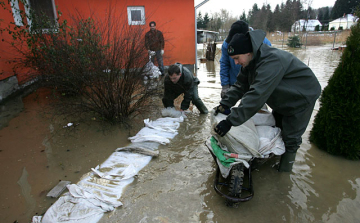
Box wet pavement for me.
[2,44,360,223]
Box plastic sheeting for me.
[37,108,184,223]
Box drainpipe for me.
[195,0,209,74]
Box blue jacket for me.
[220,37,272,86]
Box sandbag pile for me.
[209,107,285,178]
[36,109,184,223]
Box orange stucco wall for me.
[0,0,195,83]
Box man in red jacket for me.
[145,21,165,76]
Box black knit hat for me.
[227,33,253,56]
[225,20,249,43]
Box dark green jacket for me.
[164,63,199,110]
[221,30,321,126]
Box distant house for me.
[329,14,358,30]
[197,29,219,43]
[291,19,322,32]
[0,0,196,101]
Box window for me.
[127,6,145,25]
[10,0,58,31]
[28,0,57,30]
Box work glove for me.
[214,119,232,137]
[214,104,231,116]
[148,50,156,56]
[221,85,230,98]
[161,49,164,55]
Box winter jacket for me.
[145,30,164,51]
[221,30,321,126]
[220,37,272,86]
[164,63,200,110]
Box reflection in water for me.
[0,96,24,129]
[17,167,36,219]
[206,61,215,73]
[322,178,360,222]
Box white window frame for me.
[127,6,145,25]
[10,0,24,26]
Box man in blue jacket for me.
[220,21,271,98]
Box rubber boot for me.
[278,151,297,172]
[193,99,208,114]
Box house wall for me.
[329,20,355,30]
[0,0,195,101]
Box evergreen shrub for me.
[287,35,302,48]
[309,13,360,159]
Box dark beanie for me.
[227,33,253,56]
[225,20,249,43]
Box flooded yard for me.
[2,43,360,223]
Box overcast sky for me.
[195,0,337,16]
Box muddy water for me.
[1,44,359,223]
[0,90,135,222]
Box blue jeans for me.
[151,50,164,75]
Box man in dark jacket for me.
[145,21,165,76]
[163,63,208,114]
[214,30,321,172]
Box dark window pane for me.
[29,0,56,29]
[131,10,141,22]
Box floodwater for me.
[1,44,359,223]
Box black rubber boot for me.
[278,151,297,172]
[193,99,208,114]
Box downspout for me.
[195,0,209,74]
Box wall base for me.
[0,76,19,103]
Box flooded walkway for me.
[1,44,360,223]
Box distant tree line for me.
[197,0,359,33]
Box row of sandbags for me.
[34,109,184,223]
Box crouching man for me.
[214,30,321,172]
[162,63,208,114]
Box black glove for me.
[214,119,232,137]
[214,104,231,116]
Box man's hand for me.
[214,120,232,137]
[214,104,231,116]
[221,85,230,98]
[161,49,164,55]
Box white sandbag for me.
[128,134,170,144]
[256,126,285,156]
[42,152,152,223]
[144,118,180,133]
[41,193,105,223]
[211,112,261,157]
[129,127,178,140]
[121,141,160,151]
[251,108,275,126]
[144,61,161,79]
[31,216,42,223]
[161,107,187,118]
